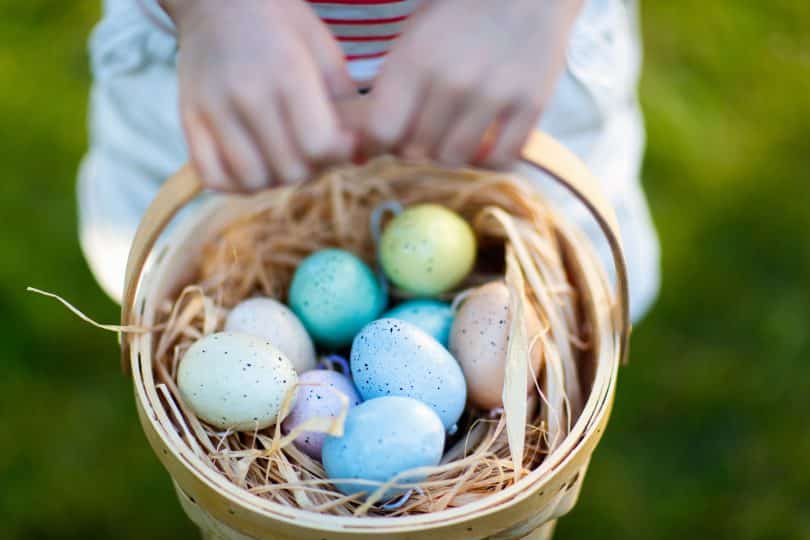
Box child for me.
[80,0,659,321]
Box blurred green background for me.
[1,1,808,539]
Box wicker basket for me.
[120,131,630,540]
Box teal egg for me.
[383,299,454,347]
[322,396,445,499]
[289,249,386,349]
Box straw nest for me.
[148,157,595,518]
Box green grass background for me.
[1,2,808,538]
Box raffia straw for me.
[502,245,529,482]
[266,383,349,455]
[26,287,153,334]
[479,208,581,425]
[102,157,595,517]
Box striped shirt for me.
[308,0,422,81]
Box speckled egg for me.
[289,249,387,349]
[281,369,362,460]
[383,299,454,347]
[380,204,476,296]
[449,281,543,410]
[351,318,466,430]
[322,396,445,499]
[177,332,298,431]
[225,297,317,373]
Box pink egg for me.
[449,281,543,410]
[281,369,362,460]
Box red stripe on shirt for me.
[320,15,409,25]
[345,51,390,61]
[309,0,409,4]
[336,33,400,42]
[309,0,416,67]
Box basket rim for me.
[130,192,621,533]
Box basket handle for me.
[120,131,630,370]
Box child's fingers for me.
[183,109,233,192]
[335,96,369,134]
[400,78,467,161]
[232,92,309,186]
[301,15,356,99]
[206,108,271,192]
[282,50,353,165]
[362,60,429,156]
[482,103,542,169]
[435,98,499,167]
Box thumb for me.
[302,17,356,98]
[335,95,370,133]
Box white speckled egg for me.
[225,297,316,373]
[322,396,445,499]
[177,332,298,431]
[281,369,362,460]
[351,318,466,430]
[449,281,543,410]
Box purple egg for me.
[281,369,362,460]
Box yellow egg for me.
[449,281,543,410]
[380,204,476,296]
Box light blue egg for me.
[351,318,467,430]
[322,396,444,499]
[289,249,386,349]
[383,299,454,347]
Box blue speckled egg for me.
[322,396,445,499]
[289,249,386,349]
[350,318,466,430]
[383,299,454,347]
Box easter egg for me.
[281,369,362,460]
[449,281,543,410]
[225,297,317,373]
[383,299,454,347]
[177,332,298,431]
[289,249,386,349]
[322,396,444,499]
[380,204,476,296]
[351,318,466,430]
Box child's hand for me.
[163,0,355,191]
[361,0,583,168]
